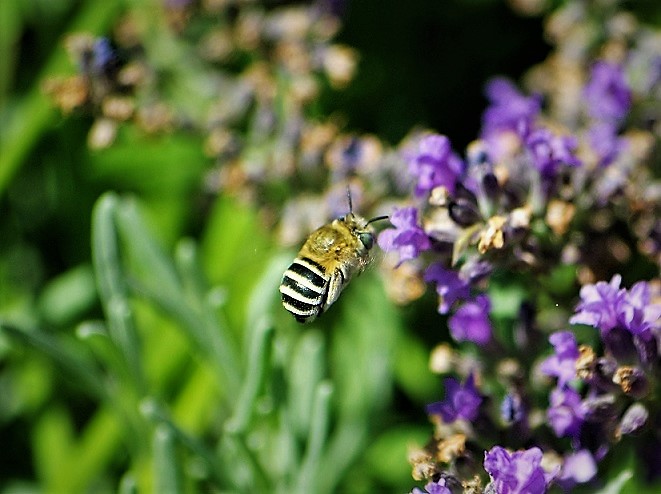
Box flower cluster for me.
[392,1,659,493]
[44,1,406,246]
[40,0,659,491]
[539,276,661,487]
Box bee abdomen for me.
[279,257,328,323]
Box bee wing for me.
[323,268,346,311]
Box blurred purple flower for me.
[424,263,470,314]
[481,78,542,139]
[540,331,579,387]
[569,274,625,332]
[570,275,661,340]
[411,478,451,494]
[556,449,597,490]
[584,61,632,122]
[427,373,482,423]
[587,122,626,167]
[547,387,585,439]
[377,207,431,265]
[409,134,464,196]
[618,280,661,340]
[525,128,581,177]
[448,295,492,345]
[484,446,557,494]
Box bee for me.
[279,192,388,323]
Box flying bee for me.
[279,192,388,323]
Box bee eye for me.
[359,232,374,250]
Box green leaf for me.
[67,406,125,493]
[32,406,74,492]
[114,198,183,300]
[488,276,526,320]
[287,330,326,439]
[88,126,206,196]
[364,426,430,488]
[295,381,334,494]
[541,264,577,296]
[153,424,184,494]
[225,321,274,434]
[38,264,97,326]
[393,335,439,404]
[452,224,481,266]
[91,192,144,391]
[0,322,105,399]
[141,399,227,487]
[200,194,271,328]
[330,271,400,418]
[594,469,634,494]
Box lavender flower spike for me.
[556,449,597,491]
[569,274,625,333]
[481,77,542,139]
[547,386,584,439]
[409,134,464,196]
[448,294,492,345]
[570,275,661,340]
[619,280,661,340]
[424,263,470,314]
[377,207,431,265]
[540,331,580,387]
[484,446,558,494]
[426,373,482,423]
[584,60,632,122]
[525,127,581,178]
[411,478,451,494]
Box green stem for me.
[294,381,333,494]
[224,321,274,434]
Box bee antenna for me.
[367,215,389,225]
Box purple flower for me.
[540,332,579,387]
[525,128,581,177]
[427,373,482,423]
[587,122,626,167]
[411,478,451,494]
[618,280,661,340]
[547,387,585,439]
[570,275,661,340]
[448,295,492,345]
[484,446,557,494]
[481,78,542,139]
[584,61,632,122]
[556,449,597,490]
[569,275,625,332]
[377,207,431,265]
[424,263,470,314]
[409,134,464,196]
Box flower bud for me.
[617,402,648,437]
[449,198,482,227]
[580,393,617,422]
[613,366,649,398]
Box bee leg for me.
[323,268,346,311]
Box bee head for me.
[341,212,389,251]
[342,186,389,251]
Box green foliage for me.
[1,191,412,492]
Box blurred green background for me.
[0,0,561,492]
